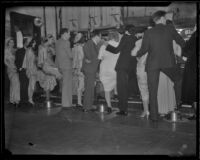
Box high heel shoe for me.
[140,111,150,119]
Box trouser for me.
[61,69,72,107]
[19,69,29,103]
[116,70,129,112]
[147,66,182,120]
[83,72,96,109]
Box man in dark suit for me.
[15,38,29,104]
[82,30,102,112]
[136,11,185,121]
[105,25,138,116]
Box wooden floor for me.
[4,96,197,157]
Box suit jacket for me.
[106,33,138,71]
[15,47,26,70]
[81,39,100,74]
[137,24,185,71]
[55,38,73,71]
[182,31,196,70]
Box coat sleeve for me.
[105,35,126,54]
[169,25,185,48]
[83,41,93,61]
[137,31,149,58]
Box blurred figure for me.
[98,31,121,114]
[15,38,29,105]
[72,33,85,108]
[22,38,37,105]
[81,30,102,112]
[55,28,73,107]
[4,37,20,106]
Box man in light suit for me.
[55,28,73,107]
[136,11,185,121]
[81,30,102,112]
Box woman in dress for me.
[4,37,20,106]
[38,34,62,102]
[72,33,85,107]
[131,27,178,118]
[22,38,38,105]
[98,31,121,113]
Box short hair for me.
[91,30,101,38]
[152,10,167,22]
[60,28,69,36]
[125,24,135,34]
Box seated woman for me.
[38,34,62,102]
[4,37,20,106]
[98,31,121,114]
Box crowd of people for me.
[4,10,197,121]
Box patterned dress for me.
[4,48,20,103]
[72,44,85,95]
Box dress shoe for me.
[76,104,83,108]
[116,111,128,116]
[107,107,113,114]
[150,118,158,122]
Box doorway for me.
[10,12,41,47]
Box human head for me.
[91,30,102,44]
[152,10,167,25]
[125,24,135,35]
[108,31,119,42]
[27,38,36,49]
[60,28,70,40]
[5,37,15,48]
[43,34,54,45]
[74,33,85,44]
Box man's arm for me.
[169,25,185,48]
[105,35,126,54]
[137,31,149,58]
